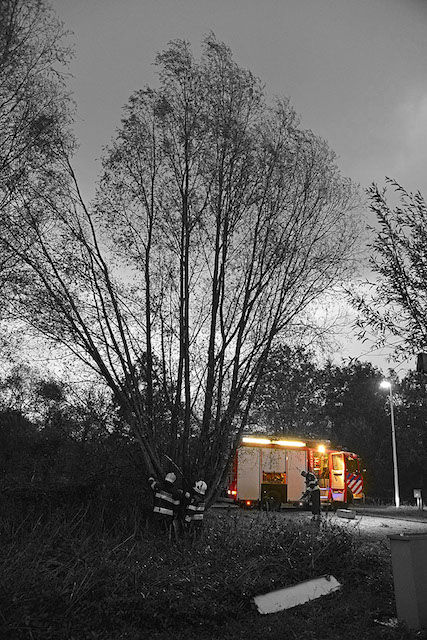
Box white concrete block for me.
[336,509,356,519]
[253,574,341,614]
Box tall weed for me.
[0,498,409,640]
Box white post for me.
[381,381,400,508]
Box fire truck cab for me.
[227,436,364,510]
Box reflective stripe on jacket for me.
[305,472,320,493]
[184,496,205,524]
[192,503,205,522]
[150,479,182,520]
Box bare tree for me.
[2,35,361,500]
[0,0,73,290]
[352,179,427,361]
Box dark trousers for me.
[311,489,321,516]
[151,513,174,537]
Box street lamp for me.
[380,380,400,508]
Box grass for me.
[1,493,427,640]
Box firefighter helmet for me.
[194,480,207,495]
[165,472,176,484]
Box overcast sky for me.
[50,0,427,374]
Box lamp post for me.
[380,380,400,508]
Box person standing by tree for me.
[183,480,207,540]
[148,472,184,540]
[301,470,321,521]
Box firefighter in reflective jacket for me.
[184,480,207,537]
[148,472,183,533]
[301,470,321,520]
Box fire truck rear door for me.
[330,452,346,501]
[286,449,307,501]
[237,446,260,500]
[260,448,287,504]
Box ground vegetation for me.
[1,498,423,640]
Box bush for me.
[0,501,421,640]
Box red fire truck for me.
[227,435,364,510]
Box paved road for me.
[284,508,427,540]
